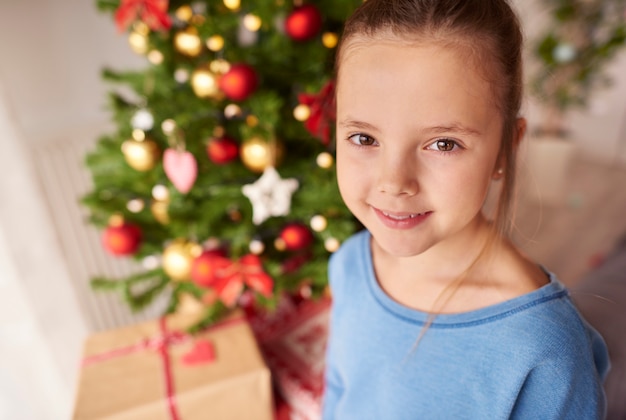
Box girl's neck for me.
[370,214,546,314]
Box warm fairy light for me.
[206,35,225,51]
[161,119,177,135]
[310,215,328,232]
[224,104,243,118]
[293,104,311,121]
[324,237,340,252]
[223,0,241,10]
[191,68,219,98]
[243,14,263,32]
[147,50,164,64]
[174,68,190,83]
[246,115,259,127]
[210,59,231,74]
[316,152,334,169]
[322,32,339,49]
[152,184,170,201]
[274,238,287,251]
[249,239,265,255]
[126,199,145,213]
[132,129,145,141]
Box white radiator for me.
[32,131,168,332]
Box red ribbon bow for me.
[115,0,172,32]
[298,80,336,145]
[208,254,274,307]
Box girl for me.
[324,0,610,418]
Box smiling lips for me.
[373,207,432,229]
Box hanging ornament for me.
[162,239,202,281]
[102,217,142,256]
[175,5,193,22]
[206,35,225,52]
[249,239,265,255]
[190,249,229,287]
[174,27,203,57]
[322,32,339,49]
[240,137,283,172]
[191,66,221,99]
[285,4,323,42]
[115,0,172,32]
[223,0,241,11]
[298,80,336,145]
[209,254,274,307]
[279,223,314,251]
[121,136,160,171]
[128,29,150,55]
[151,200,169,224]
[163,148,198,193]
[207,135,239,164]
[218,63,258,101]
[242,166,299,225]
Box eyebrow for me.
[338,119,379,132]
[427,123,482,136]
[338,119,482,136]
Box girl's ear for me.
[514,117,527,148]
[493,117,526,180]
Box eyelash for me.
[426,138,463,154]
[346,133,463,155]
[346,133,378,147]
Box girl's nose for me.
[376,153,419,196]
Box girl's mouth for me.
[373,208,432,229]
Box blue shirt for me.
[323,230,609,419]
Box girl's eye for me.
[347,133,377,146]
[428,139,460,152]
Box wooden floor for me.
[512,155,626,286]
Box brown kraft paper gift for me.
[73,310,274,420]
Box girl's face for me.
[336,37,504,258]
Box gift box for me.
[250,296,331,420]
[73,311,274,420]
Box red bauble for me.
[280,223,314,251]
[218,64,258,101]
[207,136,239,164]
[102,223,142,256]
[285,4,323,42]
[190,250,228,287]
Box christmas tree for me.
[83,0,361,328]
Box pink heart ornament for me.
[163,148,197,194]
[182,339,216,366]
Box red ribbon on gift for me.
[298,80,336,145]
[82,315,245,420]
[208,254,274,308]
[115,0,172,32]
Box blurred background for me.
[0,0,625,418]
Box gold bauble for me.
[121,138,160,171]
[162,240,202,281]
[174,27,203,57]
[223,0,241,11]
[128,31,149,55]
[240,137,284,173]
[191,67,220,99]
[150,200,170,225]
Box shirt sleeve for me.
[510,355,607,420]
